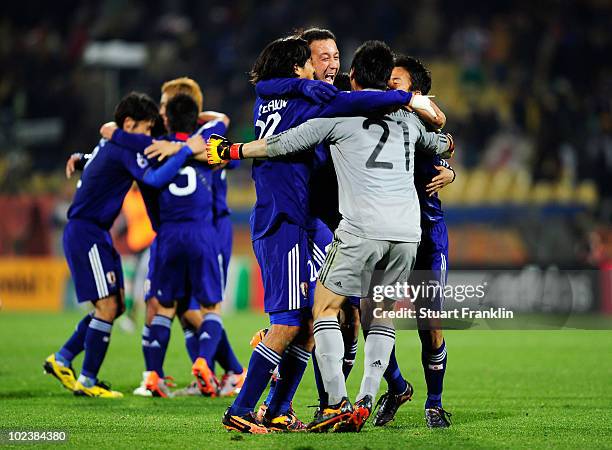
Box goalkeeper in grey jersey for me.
[206,41,454,433]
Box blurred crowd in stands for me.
[0,0,610,225]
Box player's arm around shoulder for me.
[205,118,338,164]
[199,111,230,128]
[265,117,337,157]
[410,115,454,158]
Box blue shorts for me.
[269,308,312,326]
[215,214,233,292]
[63,219,124,303]
[144,238,157,302]
[253,221,311,314]
[154,223,223,307]
[413,220,449,311]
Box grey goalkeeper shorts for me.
[318,229,418,299]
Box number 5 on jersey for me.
[169,166,197,196]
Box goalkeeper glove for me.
[206,134,244,164]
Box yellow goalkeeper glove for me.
[206,134,244,164]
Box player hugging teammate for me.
[207,30,456,433]
[46,79,245,399]
[44,26,456,433]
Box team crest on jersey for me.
[300,282,309,298]
[136,153,149,169]
[106,271,117,286]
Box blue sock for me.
[384,345,408,394]
[141,325,155,371]
[80,317,113,380]
[198,314,223,368]
[312,350,328,407]
[267,344,310,417]
[422,339,447,409]
[342,338,358,379]
[230,342,281,416]
[215,329,243,374]
[183,326,199,363]
[57,312,93,363]
[149,314,173,377]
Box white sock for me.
[313,317,346,405]
[357,325,395,402]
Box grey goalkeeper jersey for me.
[266,108,453,242]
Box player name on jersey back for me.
[258,99,288,115]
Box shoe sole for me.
[333,406,370,433]
[73,389,91,397]
[219,386,242,397]
[146,384,168,398]
[43,361,75,391]
[73,389,123,398]
[193,368,217,397]
[223,418,268,434]
[307,411,353,433]
[373,384,414,427]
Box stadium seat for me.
[462,169,492,205]
[508,169,532,204]
[485,167,515,204]
[575,180,599,208]
[529,181,554,205]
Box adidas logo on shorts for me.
[371,360,382,368]
[335,281,343,288]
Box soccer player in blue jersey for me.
[43,92,204,398]
[216,36,429,434]
[133,78,245,398]
[104,94,244,398]
[207,39,455,433]
[252,28,363,420]
[373,55,455,428]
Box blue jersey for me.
[158,132,214,225]
[109,129,215,225]
[250,87,413,240]
[414,153,450,223]
[412,114,453,224]
[68,138,190,230]
[194,120,236,220]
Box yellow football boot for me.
[43,354,77,391]
[73,380,123,398]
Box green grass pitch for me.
[1,311,611,449]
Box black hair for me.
[165,93,199,134]
[151,115,167,138]
[299,27,336,44]
[334,72,351,91]
[114,92,160,128]
[250,36,311,84]
[350,40,394,90]
[393,54,432,94]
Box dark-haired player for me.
[374,54,454,428]
[102,94,243,398]
[253,29,397,420]
[209,38,442,433]
[211,36,428,434]
[140,79,245,398]
[43,92,204,397]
